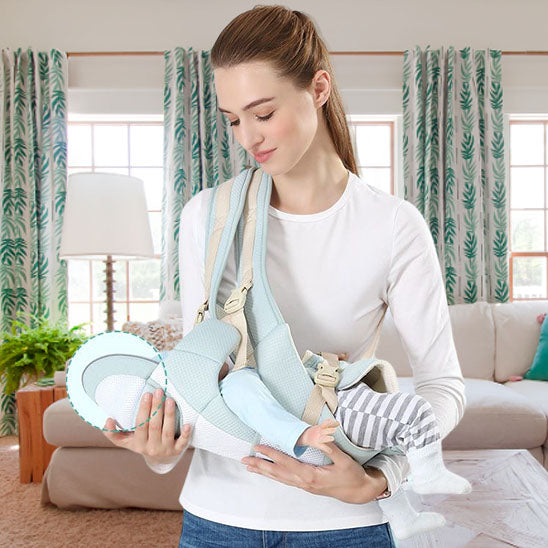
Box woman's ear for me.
[311,69,331,109]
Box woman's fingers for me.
[161,397,177,444]
[133,391,153,446]
[147,388,165,447]
[102,417,133,446]
[174,423,192,453]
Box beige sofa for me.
[41,300,548,509]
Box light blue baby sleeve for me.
[219,366,310,457]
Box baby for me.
[219,352,472,540]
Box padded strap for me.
[225,168,262,370]
[195,168,254,325]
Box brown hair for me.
[210,4,358,175]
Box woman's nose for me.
[238,128,264,153]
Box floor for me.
[395,449,548,548]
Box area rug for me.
[0,436,182,547]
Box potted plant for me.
[0,311,90,395]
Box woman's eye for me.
[229,112,274,127]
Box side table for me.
[15,383,67,483]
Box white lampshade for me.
[59,172,154,260]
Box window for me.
[348,116,396,196]
[66,115,163,334]
[509,118,548,301]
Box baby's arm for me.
[297,419,339,454]
[220,366,321,457]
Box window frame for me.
[348,115,396,196]
[509,117,548,301]
[67,118,163,333]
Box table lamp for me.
[59,172,155,331]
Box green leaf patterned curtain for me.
[160,47,257,308]
[0,48,68,436]
[402,46,509,305]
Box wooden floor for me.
[395,449,548,548]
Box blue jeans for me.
[179,509,397,547]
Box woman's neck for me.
[269,157,349,215]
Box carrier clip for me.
[224,280,253,314]
[314,358,340,388]
[195,299,209,325]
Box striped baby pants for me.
[334,382,441,452]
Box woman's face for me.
[214,61,326,176]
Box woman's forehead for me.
[214,62,280,89]
[214,65,291,110]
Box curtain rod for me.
[66,50,548,58]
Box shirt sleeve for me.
[367,199,467,496]
[143,189,210,474]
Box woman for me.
[104,5,467,547]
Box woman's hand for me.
[241,440,387,504]
[102,388,192,465]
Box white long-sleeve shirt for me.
[144,169,467,531]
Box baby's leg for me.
[335,383,433,451]
[335,383,471,494]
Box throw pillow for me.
[121,319,184,352]
[525,314,548,381]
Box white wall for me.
[3,0,548,114]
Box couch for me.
[40,300,548,509]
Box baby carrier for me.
[155,166,403,465]
[69,166,405,467]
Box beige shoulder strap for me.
[221,169,262,370]
[194,177,234,325]
[359,303,388,360]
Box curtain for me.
[160,47,257,308]
[402,46,509,305]
[0,48,68,436]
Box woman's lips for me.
[254,148,276,162]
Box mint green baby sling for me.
[180,166,404,466]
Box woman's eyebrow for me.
[218,97,275,114]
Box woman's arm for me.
[355,200,468,498]
[245,200,467,502]
[242,441,388,504]
[384,200,467,439]
[142,189,211,475]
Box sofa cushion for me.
[492,300,548,382]
[503,379,548,465]
[503,379,548,418]
[397,377,547,450]
[44,398,117,448]
[377,301,495,380]
[447,302,495,380]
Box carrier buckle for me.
[195,300,209,325]
[314,359,340,388]
[224,281,253,314]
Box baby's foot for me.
[407,440,472,495]
[297,419,339,453]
